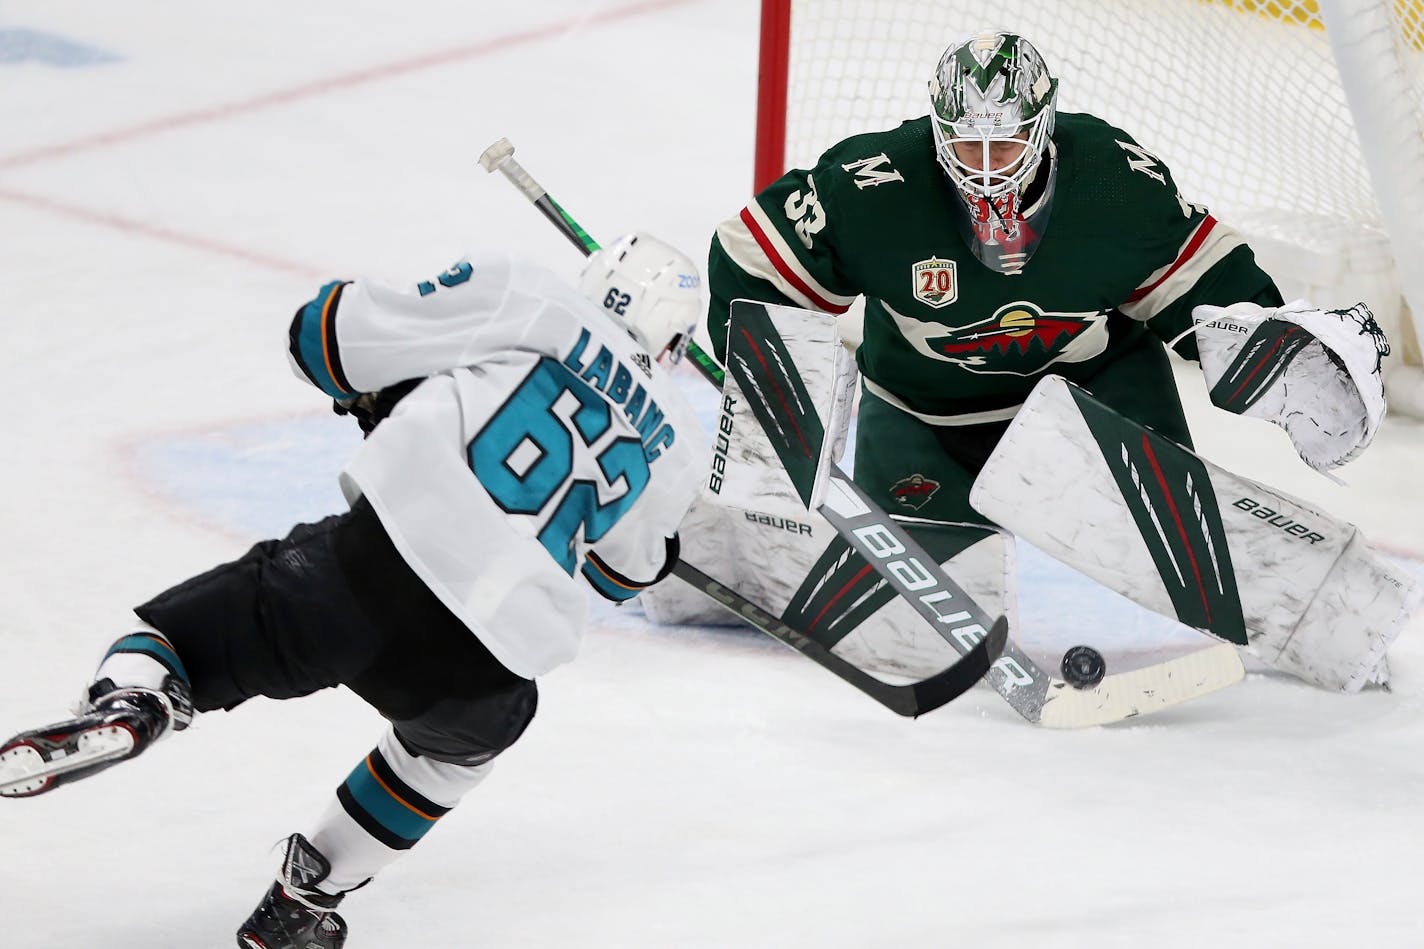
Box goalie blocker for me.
[970,375,1420,691]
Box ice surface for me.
[2,2,1423,946]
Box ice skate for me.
[236,834,349,949]
[0,676,193,799]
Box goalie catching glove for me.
[1191,300,1390,471]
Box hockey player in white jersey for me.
[0,232,705,948]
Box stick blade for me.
[671,560,1003,718]
[907,615,1009,717]
[1036,642,1245,728]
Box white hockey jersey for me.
[287,252,706,679]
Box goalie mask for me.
[578,232,701,365]
[929,30,1059,274]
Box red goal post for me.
[753,0,1424,414]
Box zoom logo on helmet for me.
[929,31,1059,274]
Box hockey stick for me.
[479,137,1003,715]
[478,138,599,257]
[478,139,727,384]
[480,137,1001,716]
[478,138,1244,726]
[675,560,1006,717]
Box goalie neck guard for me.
[929,30,1059,275]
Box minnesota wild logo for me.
[890,473,941,510]
[918,301,1106,375]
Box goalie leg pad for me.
[640,497,774,626]
[643,485,1016,683]
[970,375,1420,691]
[1281,532,1417,691]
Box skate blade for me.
[0,723,137,798]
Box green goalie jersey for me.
[707,112,1283,424]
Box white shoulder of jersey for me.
[320,251,610,393]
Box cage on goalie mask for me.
[578,233,701,365]
[930,30,1059,274]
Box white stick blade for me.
[1037,643,1245,729]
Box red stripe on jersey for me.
[738,206,850,314]
[1125,215,1218,305]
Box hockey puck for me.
[1060,645,1106,689]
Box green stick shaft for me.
[480,137,724,384]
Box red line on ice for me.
[0,0,692,171]
[0,0,690,275]
[0,186,326,277]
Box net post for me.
[754,0,792,191]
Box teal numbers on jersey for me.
[470,357,650,574]
[417,261,474,297]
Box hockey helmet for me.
[578,232,701,365]
[929,30,1059,273]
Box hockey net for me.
[755,0,1424,415]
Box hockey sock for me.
[93,625,191,697]
[308,726,492,893]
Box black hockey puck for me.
[1061,645,1106,689]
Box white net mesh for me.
[779,0,1424,385]
[789,1,1417,233]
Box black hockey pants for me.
[134,499,537,766]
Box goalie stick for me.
[478,138,1245,727]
